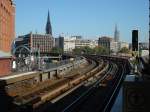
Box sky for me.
[15,0,149,43]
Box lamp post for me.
[37,44,41,70]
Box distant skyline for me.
[15,0,149,42]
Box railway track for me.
[61,62,117,112]
[32,57,113,112]
[38,55,128,112]
[10,56,107,112]
[61,60,127,112]
[0,55,130,112]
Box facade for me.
[129,43,132,50]
[75,39,91,48]
[63,36,98,53]
[0,51,13,76]
[139,42,149,50]
[75,39,98,48]
[98,36,119,53]
[118,42,129,50]
[55,36,64,51]
[15,33,53,56]
[110,41,119,53]
[0,0,15,53]
[89,40,98,48]
[98,36,113,52]
[64,36,76,53]
[129,42,148,51]
[0,0,15,76]
[0,56,12,76]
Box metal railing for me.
[12,57,82,73]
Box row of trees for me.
[73,46,109,55]
[51,46,131,55]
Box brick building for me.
[0,52,12,76]
[0,0,15,76]
[15,32,54,56]
[0,0,15,53]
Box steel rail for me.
[62,62,113,112]
[102,63,126,112]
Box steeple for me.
[46,10,52,35]
[114,24,119,42]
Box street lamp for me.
[37,44,41,70]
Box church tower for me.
[46,11,52,35]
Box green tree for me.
[73,46,110,55]
[51,47,63,54]
[73,46,94,55]
[93,46,109,55]
[119,47,130,53]
[73,47,82,55]
[83,46,94,54]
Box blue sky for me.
[15,0,149,42]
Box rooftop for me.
[99,36,114,41]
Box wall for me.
[0,0,15,53]
[0,57,12,76]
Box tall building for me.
[98,36,113,52]
[114,25,119,42]
[98,36,118,53]
[132,30,138,51]
[0,0,15,53]
[64,36,76,53]
[55,36,64,51]
[46,11,52,35]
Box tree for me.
[73,47,82,55]
[93,46,109,55]
[73,46,94,55]
[73,46,109,55]
[51,47,63,54]
[119,47,130,53]
[83,46,94,54]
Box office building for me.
[98,36,119,53]
[55,36,64,51]
[114,25,120,42]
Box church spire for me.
[46,10,52,35]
